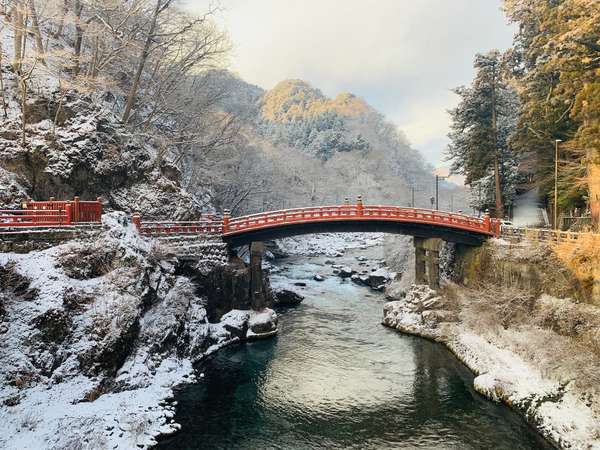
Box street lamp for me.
[554,139,562,229]
[435,175,448,210]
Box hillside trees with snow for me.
[447,50,520,218]
[503,0,600,225]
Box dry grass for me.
[552,233,600,304]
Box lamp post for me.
[554,139,562,230]
[435,175,448,211]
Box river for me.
[158,247,552,450]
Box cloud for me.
[184,0,515,166]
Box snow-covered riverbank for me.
[0,214,278,449]
[383,284,600,449]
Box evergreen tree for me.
[447,50,519,217]
[503,0,599,221]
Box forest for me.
[0,0,467,219]
[447,0,599,226]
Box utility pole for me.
[554,139,562,230]
[411,187,415,208]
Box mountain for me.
[196,72,466,214]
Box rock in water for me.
[274,288,304,306]
[313,274,325,282]
[339,267,354,278]
[367,268,390,288]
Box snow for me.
[275,232,384,257]
[382,285,600,449]
[0,216,278,449]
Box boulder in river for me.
[313,274,325,282]
[339,267,355,278]
[294,281,307,287]
[274,288,305,307]
[366,268,391,288]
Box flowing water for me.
[159,248,551,450]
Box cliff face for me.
[0,64,206,219]
[0,213,277,449]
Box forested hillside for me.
[447,0,599,226]
[197,75,465,215]
[0,1,463,219]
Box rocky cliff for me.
[0,213,277,449]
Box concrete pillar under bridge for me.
[249,241,267,310]
[414,237,442,289]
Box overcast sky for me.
[185,0,515,168]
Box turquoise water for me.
[159,254,551,450]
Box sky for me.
[185,0,515,168]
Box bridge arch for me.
[221,205,498,247]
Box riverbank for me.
[0,214,278,450]
[382,240,600,449]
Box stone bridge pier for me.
[249,241,268,310]
[414,237,442,289]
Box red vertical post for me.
[65,203,72,225]
[222,209,231,233]
[73,196,80,223]
[96,197,103,222]
[483,210,491,233]
[356,195,364,216]
[132,213,141,232]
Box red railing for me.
[24,197,103,223]
[133,202,500,238]
[0,197,103,229]
[0,209,69,227]
[223,205,499,236]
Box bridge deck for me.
[133,204,500,246]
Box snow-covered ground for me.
[383,285,600,449]
[0,213,277,449]
[274,232,384,257]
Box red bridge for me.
[133,198,500,246]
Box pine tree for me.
[447,50,519,217]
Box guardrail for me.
[0,209,70,227]
[0,197,103,229]
[501,226,598,244]
[24,197,102,223]
[132,215,223,236]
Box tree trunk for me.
[12,1,23,73]
[0,38,7,117]
[73,1,84,76]
[53,0,68,39]
[122,0,162,123]
[491,63,504,219]
[28,0,45,65]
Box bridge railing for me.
[225,204,499,236]
[132,202,500,238]
[0,197,103,229]
[132,215,223,236]
[0,209,70,227]
[23,197,103,223]
[500,225,598,244]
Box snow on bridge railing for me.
[132,199,500,238]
